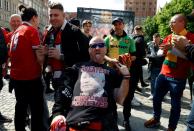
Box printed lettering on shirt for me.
[110,45,128,49]
[72,96,108,108]
[81,66,110,75]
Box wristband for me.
[123,75,130,79]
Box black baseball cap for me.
[112,17,124,25]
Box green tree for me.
[143,16,158,42]
[143,0,194,41]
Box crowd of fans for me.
[0,2,194,131]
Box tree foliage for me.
[143,0,194,41]
[143,16,158,42]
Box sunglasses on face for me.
[89,43,105,48]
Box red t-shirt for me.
[10,23,41,80]
[161,32,194,79]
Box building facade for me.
[124,0,157,25]
[0,0,49,30]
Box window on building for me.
[136,2,138,5]
[11,3,13,12]
[13,4,17,13]
[7,0,10,11]
[136,8,138,11]
[149,2,152,5]
[0,0,2,8]
[143,2,145,5]
[4,0,9,11]
[4,0,6,10]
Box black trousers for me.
[43,71,52,90]
[0,66,3,90]
[10,78,46,131]
[123,65,141,121]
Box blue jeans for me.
[187,84,194,131]
[150,68,161,95]
[187,101,194,131]
[153,74,186,129]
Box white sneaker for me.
[131,97,141,106]
[147,95,153,100]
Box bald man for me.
[144,14,194,131]
[3,15,22,80]
[7,14,22,44]
[9,14,22,31]
[50,36,130,131]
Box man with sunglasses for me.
[50,36,130,131]
[170,11,194,131]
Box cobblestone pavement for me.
[0,78,191,131]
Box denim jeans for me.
[150,68,161,95]
[187,101,194,131]
[153,74,186,129]
[187,84,194,131]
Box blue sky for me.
[50,0,171,12]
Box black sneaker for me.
[4,74,10,80]
[123,121,131,131]
[25,115,31,128]
[141,83,149,87]
[136,86,142,93]
[0,113,12,123]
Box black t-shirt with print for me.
[66,61,122,126]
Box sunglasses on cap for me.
[89,43,105,48]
